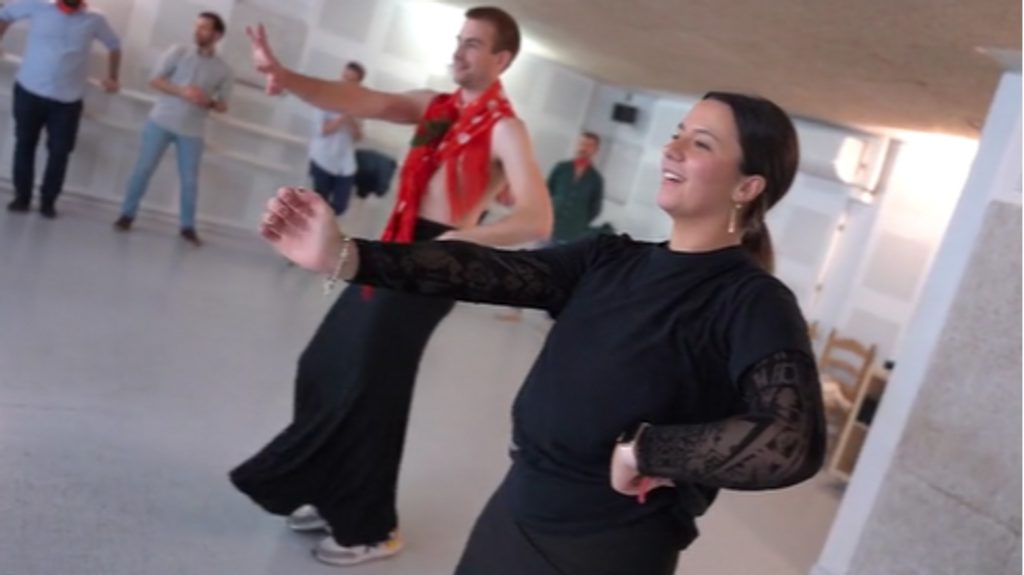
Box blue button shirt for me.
[0,1,121,103]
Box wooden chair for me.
[817,329,877,476]
[829,366,889,480]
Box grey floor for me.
[0,197,841,575]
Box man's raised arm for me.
[248,24,433,125]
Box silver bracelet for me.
[323,235,352,297]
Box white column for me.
[811,68,1022,575]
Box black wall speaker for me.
[612,103,638,124]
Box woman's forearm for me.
[634,350,826,490]
[342,237,577,310]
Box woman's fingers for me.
[260,224,281,242]
[276,187,317,217]
[644,477,674,489]
[260,186,333,242]
[267,189,314,225]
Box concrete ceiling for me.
[438,0,1022,137]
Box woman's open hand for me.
[261,187,343,274]
[610,443,674,503]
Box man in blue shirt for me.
[307,61,365,217]
[0,0,121,218]
[113,12,233,245]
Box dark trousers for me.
[12,82,84,207]
[309,160,355,215]
[454,472,682,575]
[229,219,457,547]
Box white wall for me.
[0,0,596,234]
[817,135,978,363]
[813,68,1021,575]
[579,83,689,241]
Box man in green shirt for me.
[546,131,604,243]
[497,132,604,322]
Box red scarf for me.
[56,1,86,14]
[380,81,514,244]
[363,81,515,299]
[573,158,591,173]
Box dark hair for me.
[345,61,367,81]
[581,131,601,147]
[199,11,226,35]
[465,6,521,64]
[702,92,799,273]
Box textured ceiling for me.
[438,0,1021,137]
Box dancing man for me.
[229,6,553,567]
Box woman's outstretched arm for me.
[260,186,598,311]
[346,237,594,310]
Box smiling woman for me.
[258,91,826,575]
[656,92,801,272]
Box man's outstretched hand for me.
[246,24,286,96]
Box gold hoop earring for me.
[728,203,743,234]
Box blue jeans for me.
[309,160,355,215]
[120,120,204,230]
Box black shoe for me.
[113,216,133,231]
[6,199,29,213]
[180,228,202,246]
[39,204,57,219]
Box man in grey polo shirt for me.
[114,11,233,245]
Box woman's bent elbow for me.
[778,429,827,488]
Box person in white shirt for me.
[307,61,365,216]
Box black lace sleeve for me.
[350,237,597,311]
[634,350,826,490]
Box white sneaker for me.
[286,505,329,533]
[312,532,404,567]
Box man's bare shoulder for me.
[491,117,530,149]
[494,116,527,134]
